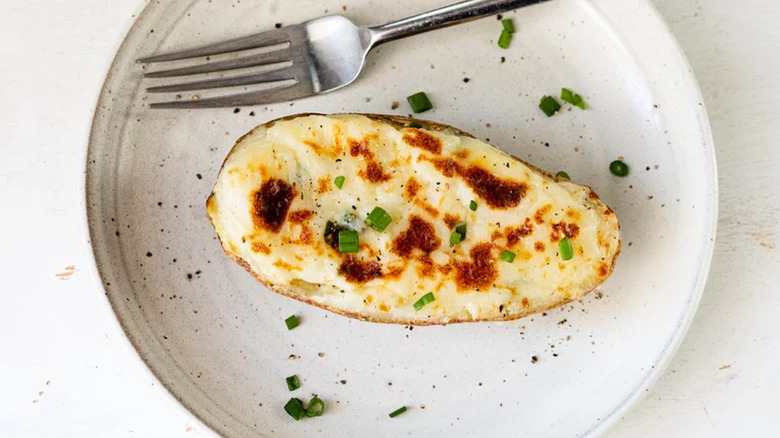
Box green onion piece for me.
[365,207,392,232]
[469,200,478,211]
[408,121,423,129]
[501,18,515,33]
[556,171,570,180]
[407,92,433,113]
[413,292,435,311]
[561,88,586,109]
[306,397,325,417]
[609,160,629,177]
[500,250,516,263]
[539,95,561,117]
[334,175,345,189]
[450,231,462,245]
[455,223,467,240]
[559,237,573,261]
[285,315,299,330]
[286,375,300,391]
[284,398,306,421]
[338,230,359,253]
[560,87,574,102]
[389,406,408,418]
[497,30,512,49]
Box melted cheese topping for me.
[208,114,620,324]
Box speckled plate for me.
[86,0,716,437]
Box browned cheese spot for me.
[598,263,609,277]
[361,161,392,183]
[338,257,382,284]
[251,242,271,255]
[416,254,438,278]
[378,303,390,312]
[506,218,534,246]
[284,209,315,245]
[383,265,406,280]
[404,177,421,199]
[454,243,498,291]
[534,205,552,225]
[521,297,531,308]
[402,129,442,154]
[534,241,546,252]
[288,209,314,224]
[273,260,301,271]
[443,213,460,229]
[391,215,441,258]
[349,138,392,183]
[303,139,329,156]
[250,178,296,233]
[421,157,527,208]
[316,177,331,194]
[286,227,314,245]
[416,200,440,218]
[550,222,580,243]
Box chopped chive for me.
[286,375,300,391]
[561,88,586,109]
[539,95,561,117]
[334,175,345,189]
[455,223,467,240]
[323,221,346,249]
[365,206,392,232]
[609,160,629,177]
[284,398,306,421]
[497,30,512,49]
[413,292,435,311]
[338,230,359,253]
[501,18,515,33]
[408,121,423,129]
[469,200,478,211]
[389,406,408,418]
[285,315,299,330]
[556,171,570,180]
[450,231,462,245]
[407,92,433,113]
[305,397,325,417]
[559,237,574,261]
[500,250,516,263]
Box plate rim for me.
[579,0,718,435]
[82,0,719,437]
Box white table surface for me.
[1,0,778,436]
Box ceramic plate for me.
[86,0,717,436]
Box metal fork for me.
[139,0,550,109]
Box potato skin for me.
[208,113,620,325]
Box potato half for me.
[207,113,620,325]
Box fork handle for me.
[368,0,550,46]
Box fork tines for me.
[140,27,313,108]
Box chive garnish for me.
[413,292,435,311]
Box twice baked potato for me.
[207,113,620,324]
